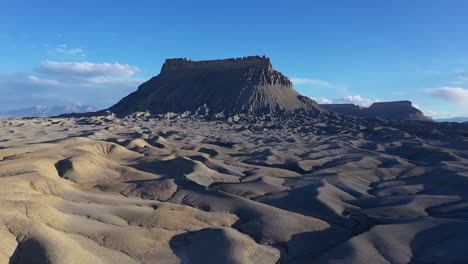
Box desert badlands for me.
[1,57,468,264]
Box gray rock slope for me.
[109,56,324,117]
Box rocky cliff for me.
[320,100,433,121]
[108,56,324,118]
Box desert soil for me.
[1,115,467,264]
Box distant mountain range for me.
[0,104,99,118]
[435,117,468,123]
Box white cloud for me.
[311,97,333,104]
[425,87,468,107]
[37,61,140,78]
[27,74,145,88]
[426,110,456,118]
[312,95,380,107]
[53,44,85,56]
[291,78,331,87]
[31,61,145,88]
[0,61,146,110]
[27,75,62,86]
[340,95,380,106]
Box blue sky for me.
[1,0,468,118]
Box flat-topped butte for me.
[161,56,273,73]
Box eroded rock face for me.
[109,56,324,118]
[321,101,433,121]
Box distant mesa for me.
[320,101,433,121]
[60,56,434,123]
[108,56,324,118]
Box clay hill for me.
[320,101,433,121]
[108,56,323,118]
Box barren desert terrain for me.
[1,113,467,263]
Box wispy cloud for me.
[36,61,141,79]
[425,87,468,107]
[291,78,331,87]
[453,76,468,85]
[311,95,380,107]
[426,110,456,118]
[50,44,85,56]
[423,69,467,76]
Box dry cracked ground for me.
[0,116,467,264]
